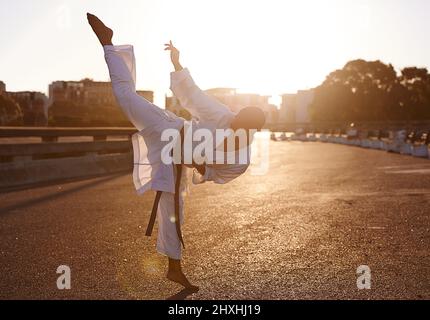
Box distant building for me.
[296,90,314,123]
[49,81,85,106]
[137,90,154,103]
[165,95,180,114]
[280,93,296,123]
[47,79,154,126]
[49,79,154,107]
[204,88,237,111]
[80,79,116,106]
[165,95,191,119]
[0,81,5,94]
[6,91,48,126]
[205,88,270,114]
[280,89,314,124]
[264,104,279,125]
[166,87,273,124]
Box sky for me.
[1,0,430,107]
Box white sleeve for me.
[192,164,248,185]
[104,45,136,88]
[170,68,234,123]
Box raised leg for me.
[88,14,173,131]
[87,13,113,46]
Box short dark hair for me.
[236,107,266,130]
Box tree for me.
[309,59,430,122]
[399,67,430,119]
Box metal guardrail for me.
[0,126,137,140]
[268,121,430,132]
[1,122,430,190]
[0,140,131,157]
[0,127,138,190]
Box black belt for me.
[145,128,185,249]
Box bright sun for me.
[161,0,345,98]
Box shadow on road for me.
[166,288,199,300]
[0,173,127,216]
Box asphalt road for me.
[0,141,429,300]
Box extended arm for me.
[165,40,183,72]
[165,41,234,123]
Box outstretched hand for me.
[164,41,183,71]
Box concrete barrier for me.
[412,144,428,158]
[369,138,384,150]
[269,124,429,162]
[0,153,133,188]
[307,134,317,142]
[319,134,328,142]
[339,136,348,144]
[0,127,136,189]
[400,143,413,155]
[360,139,371,148]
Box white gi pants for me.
[104,44,184,260]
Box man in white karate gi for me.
[87,13,266,291]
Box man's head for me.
[230,107,266,131]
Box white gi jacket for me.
[105,44,251,259]
[130,65,250,195]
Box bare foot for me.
[87,13,113,46]
[167,270,199,292]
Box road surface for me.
[0,141,429,299]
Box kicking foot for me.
[87,13,113,46]
[167,270,199,292]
